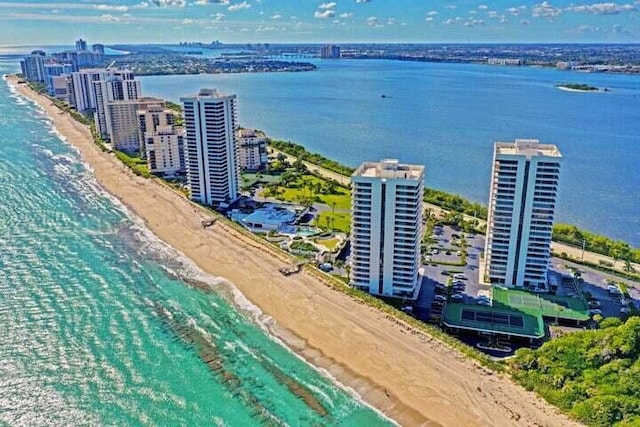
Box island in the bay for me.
[555,83,603,92]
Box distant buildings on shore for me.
[483,139,561,291]
[350,159,424,299]
[321,45,341,59]
[181,89,241,206]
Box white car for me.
[589,309,603,316]
[607,285,621,295]
[620,307,630,314]
[434,294,447,302]
[450,294,464,302]
[477,299,491,306]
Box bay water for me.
[140,59,640,246]
[0,58,390,426]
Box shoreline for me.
[6,74,582,427]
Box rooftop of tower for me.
[495,139,562,158]
[354,159,424,180]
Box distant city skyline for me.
[0,0,639,46]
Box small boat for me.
[381,94,387,98]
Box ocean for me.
[0,59,390,425]
[139,59,640,247]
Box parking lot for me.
[415,225,638,325]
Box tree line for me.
[511,316,640,427]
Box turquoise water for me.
[0,61,390,425]
[139,60,640,246]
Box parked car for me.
[477,299,491,306]
[450,294,464,302]
[607,285,621,295]
[588,300,601,308]
[589,309,603,316]
[435,287,448,295]
[434,294,447,302]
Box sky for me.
[0,0,639,46]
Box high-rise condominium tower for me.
[483,139,562,290]
[350,159,424,299]
[181,89,240,206]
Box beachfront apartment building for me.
[43,63,74,95]
[94,70,141,140]
[20,51,46,83]
[138,103,185,176]
[350,159,424,299]
[70,68,109,113]
[105,97,162,153]
[237,129,268,171]
[181,89,240,206]
[483,139,562,291]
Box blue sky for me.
[0,0,638,46]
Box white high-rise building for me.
[350,159,424,299]
[106,97,161,153]
[94,70,141,140]
[181,89,240,206]
[237,129,267,171]
[483,139,562,290]
[70,68,109,112]
[138,103,185,176]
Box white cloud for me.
[425,16,434,22]
[314,9,335,18]
[446,4,457,9]
[151,0,186,6]
[339,12,353,18]
[271,13,281,19]
[443,18,455,24]
[427,11,438,16]
[478,4,489,10]
[182,18,194,24]
[319,2,337,9]
[95,4,129,12]
[532,1,561,19]
[196,0,230,4]
[565,3,636,15]
[211,12,225,20]
[228,1,250,11]
[100,14,120,22]
[366,16,382,26]
[355,0,370,3]
[464,18,484,26]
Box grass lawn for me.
[242,172,282,187]
[277,175,351,209]
[317,212,351,233]
[315,237,341,252]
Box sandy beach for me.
[7,75,582,427]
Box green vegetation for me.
[165,101,184,127]
[115,151,153,178]
[315,237,341,252]
[556,83,599,91]
[290,240,318,253]
[424,188,488,219]
[268,139,356,176]
[511,316,640,427]
[317,212,350,233]
[553,223,639,265]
